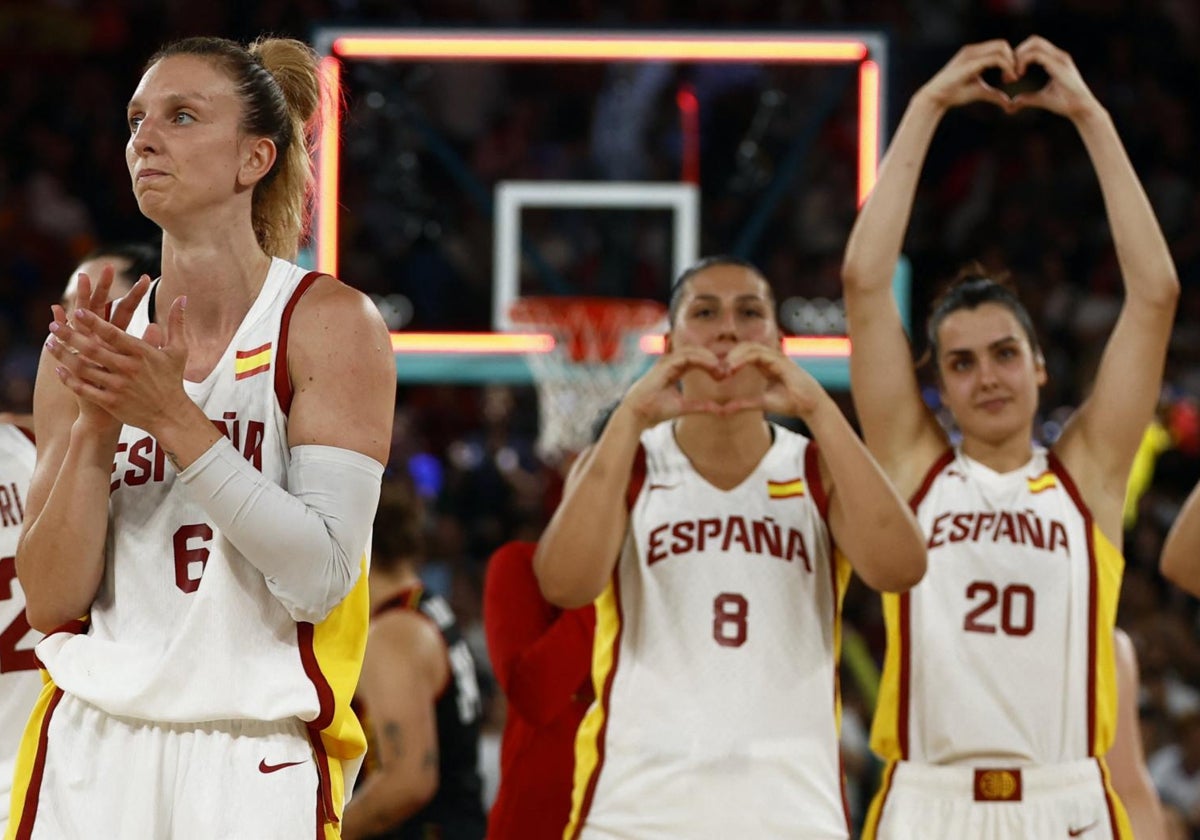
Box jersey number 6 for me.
[173,523,213,594]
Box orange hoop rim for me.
[508,296,666,364]
[507,296,667,330]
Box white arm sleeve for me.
[178,439,384,623]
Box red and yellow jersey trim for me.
[298,553,371,833]
[564,573,622,840]
[1049,452,1122,757]
[869,451,1123,764]
[6,681,62,840]
[274,271,324,413]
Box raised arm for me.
[1025,36,1179,540]
[842,41,1016,494]
[1161,480,1200,596]
[17,272,150,631]
[725,343,926,592]
[534,346,725,608]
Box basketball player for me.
[1160,479,1200,597]
[0,423,35,839]
[484,540,595,840]
[343,479,485,840]
[9,35,394,839]
[535,256,927,839]
[0,242,164,437]
[61,240,160,310]
[839,37,1177,839]
[0,244,157,836]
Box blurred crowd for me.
[6,0,1200,835]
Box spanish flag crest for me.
[235,342,272,380]
[767,478,806,499]
[1026,471,1057,494]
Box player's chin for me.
[964,413,1026,446]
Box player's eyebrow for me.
[127,91,215,111]
[944,334,1020,357]
[688,293,768,305]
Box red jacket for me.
[483,541,595,839]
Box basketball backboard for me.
[311,28,899,387]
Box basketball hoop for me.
[509,296,667,463]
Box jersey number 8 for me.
[713,592,748,648]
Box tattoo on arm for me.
[423,748,438,771]
[382,721,404,760]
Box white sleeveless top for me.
[0,424,38,812]
[871,446,1123,765]
[38,258,369,736]
[568,421,853,839]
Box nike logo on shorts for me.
[258,759,305,774]
[647,483,678,492]
[1068,821,1098,837]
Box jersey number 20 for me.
[963,581,1035,636]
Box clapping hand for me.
[45,278,189,436]
[45,268,153,432]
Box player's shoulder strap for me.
[627,443,647,510]
[910,447,956,508]
[274,270,326,414]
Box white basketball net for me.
[510,298,666,464]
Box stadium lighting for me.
[329,33,868,62]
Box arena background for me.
[4,1,1200,835]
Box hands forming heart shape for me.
[621,341,830,429]
[922,35,1100,121]
[982,62,1049,99]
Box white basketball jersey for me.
[37,258,368,733]
[871,447,1122,766]
[0,424,37,824]
[568,421,853,839]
